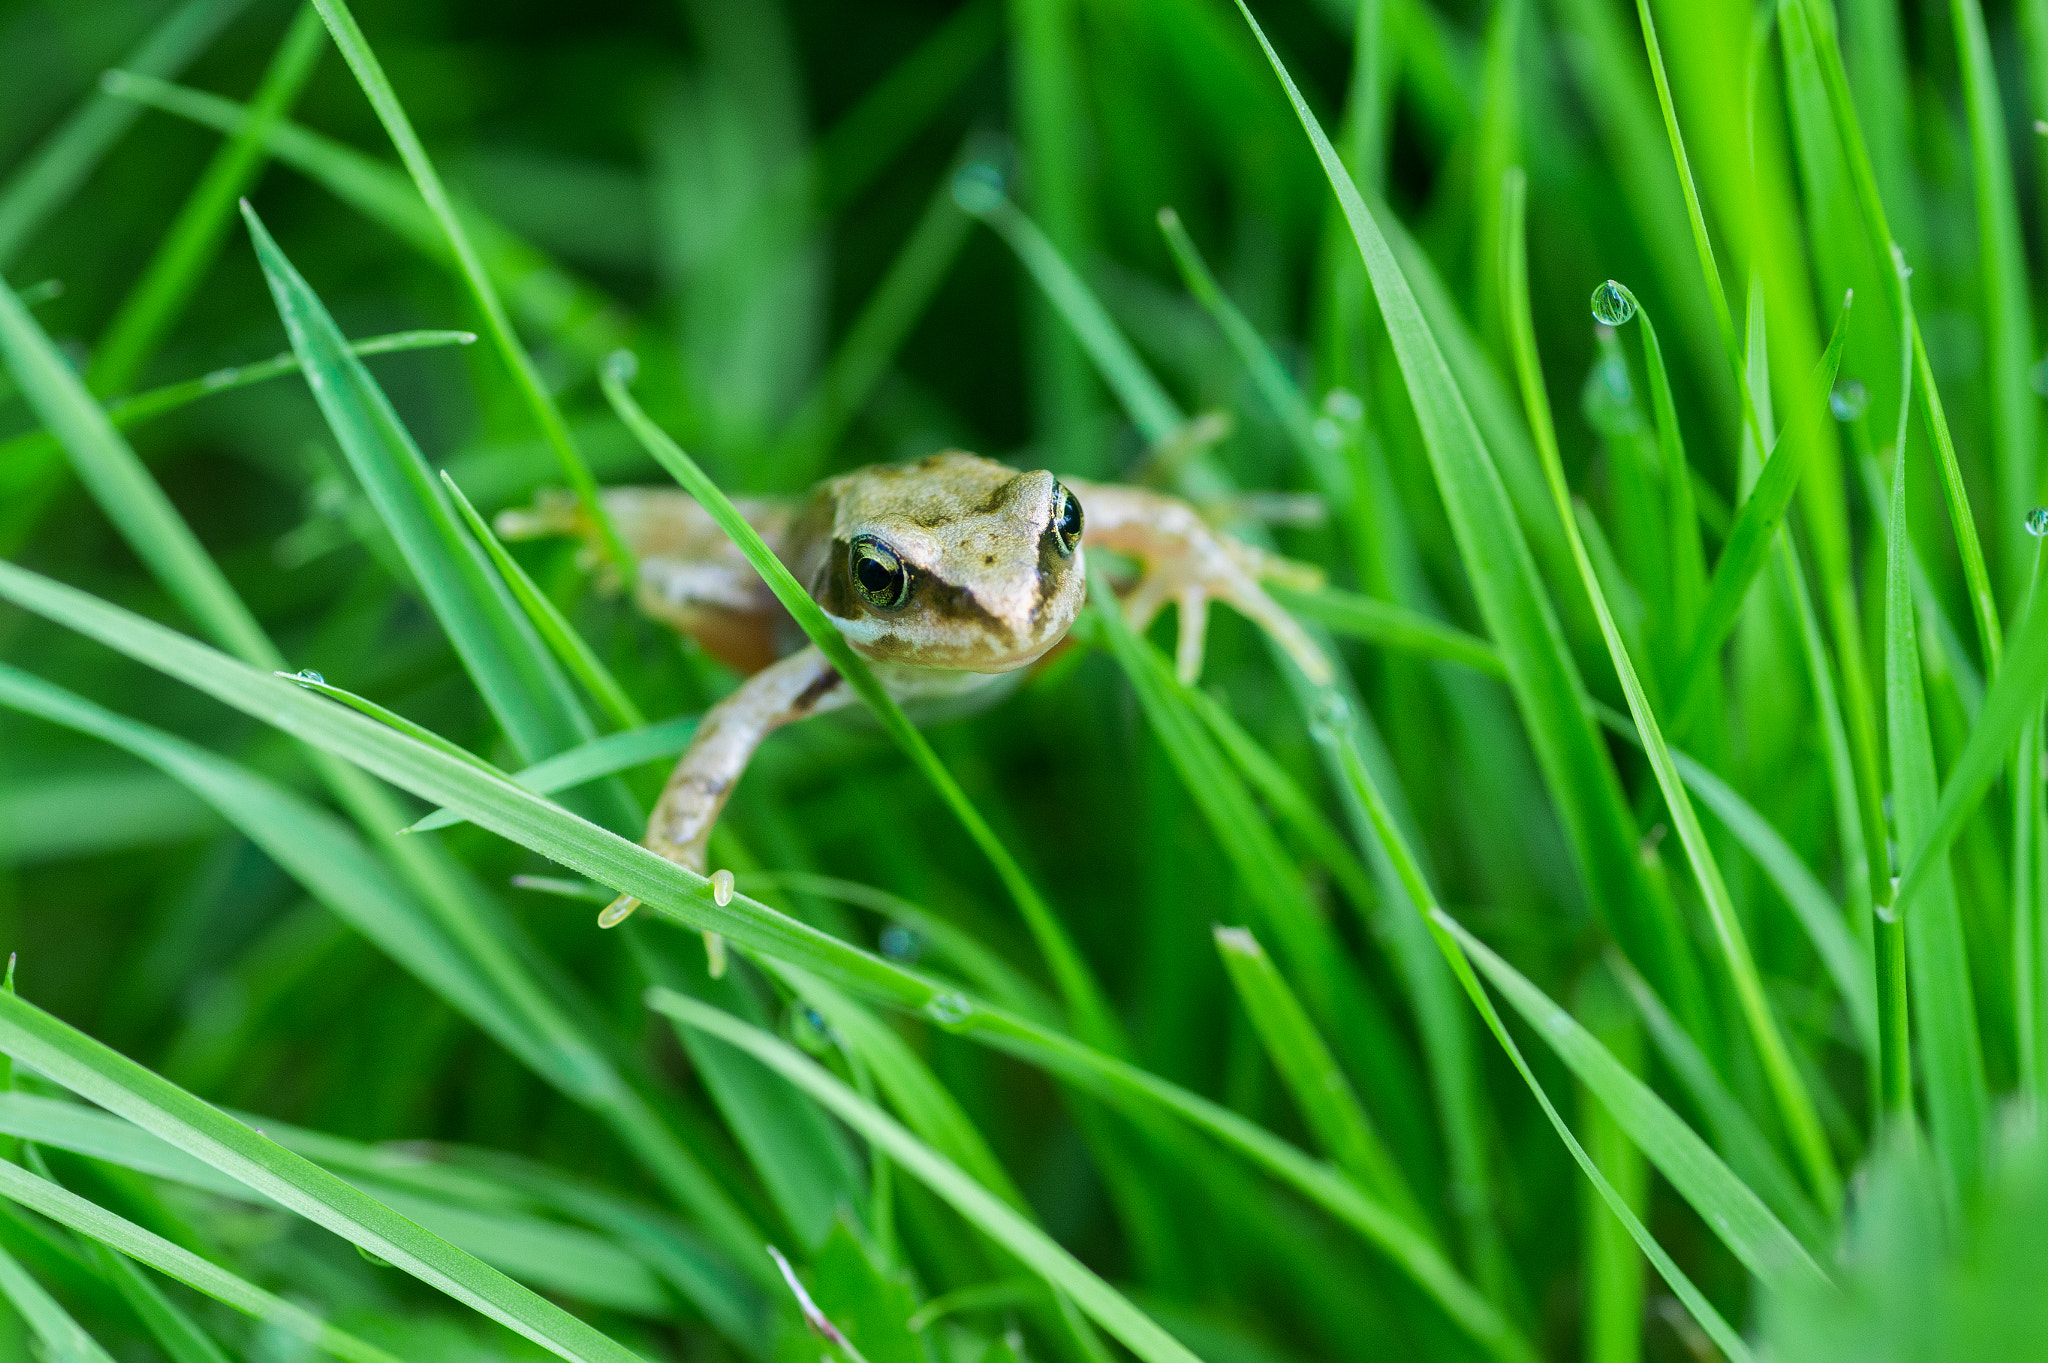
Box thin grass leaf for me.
[1231,0,1704,1032]
[1501,169,1839,1212]
[1212,926,1425,1228]
[0,0,252,268]
[648,990,1196,1363]
[597,356,1121,1048]
[410,715,699,834]
[441,471,646,731]
[243,203,601,769]
[0,990,645,1363]
[89,2,328,395]
[1270,582,1505,677]
[0,1238,117,1363]
[88,1241,232,1363]
[307,0,631,581]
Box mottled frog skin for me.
[501,451,1326,926]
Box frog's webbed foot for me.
[1072,482,1332,686]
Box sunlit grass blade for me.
[1232,0,1704,1032]
[0,994,643,1363]
[649,990,1195,1363]
[409,715,698,834]
[1883,435,1989,1194]
[1502,168,1839,1212]
[0,330,477,494]
[307,0,631,581]
[1213,926,1427,1230]
[1271,582,1505,677]
[0,0,251,268]
[243,203,600,769]
[88,2,328,395]
[597,355,1121,1049]
[0,1161,399,1363]
[441,471,646,731]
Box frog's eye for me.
[1050,483,1083,558]
[850,534,911,610]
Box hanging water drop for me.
[2027,507,2048,538]
[879,924,923,963]
[1307,688,1355,748]
[923,992,973,1029]
[1828,378,1868,422]
[1321,388,1364,423]
[710,868,735,907]
[950,162,1007,216]
[1589,279,1636,326]
[295,669,325,685]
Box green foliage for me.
[4,0,2048,1358]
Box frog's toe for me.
[1174,588,1210,684]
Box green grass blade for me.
[307,0,630,582]
[89,1240,232,1363]
[1502,170,1840,1212]
[1213,926,1426,1229]
[1233,0,1703,1032]
[648,991,1197,1363]
[88,2,327,395]
[0,993,644,1363]
[0,0,252,268]
[1883,436,1990,1194]
[1574,970,1648,1363]
[0,1238,118,1363]
[410,715,699,834]
[1270,582,1506,678]
[441,471,647,731]
[243,203,599,768]
[598,357,1121,1049]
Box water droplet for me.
[879,924,922,963]
[950,162,1007,216]
[1828,378,1868,422]
[295,669,324,685]
[597,895,638,928]
[1589,279,1636,327]
[2028,507,2048,538]
[1321,388,1364,423]
[710,868,735,907]
[923,992,973,1029]
[1307,688,1355,747]
[1312,417,1343,449]
[1581,355,1637,436]
[603,349,639,384]
[201,368,238,389]
[791,1005,839,1055]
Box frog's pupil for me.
[857,556,895,595]
[1053,486,1083,555]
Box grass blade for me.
[1271,582,1505,677]
[409,715,699,834]
[0,1239,118,1363]
[307,0,630,581]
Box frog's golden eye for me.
[850,534,911,610]
[1050,483,1083,558]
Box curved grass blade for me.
[307,0,630,582]
[1501,169,1839,1212]
[0,1238,118,1363]
[409,715,699,834]
[0,1161,398,1363]
[0,991,645,1363]
[1271,582,1506,678]
[1230,0,1704,1032]
[648,991,1197,1363]
[0,0,252,268]
[598,357,1120,1049]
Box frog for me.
[499,451,1329,928]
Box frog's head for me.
[817,453,1086,672]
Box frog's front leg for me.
[1068,481,1331,685]
[601,646,851,929]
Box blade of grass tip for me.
[774,159,973,485]
[1212,927,1428,1231]
[410,715,699,835]
[242,203,603,770]
[0,1238,118,1363]
[1504,175,1840,1213]
[951,165,1181,446]
[1155,206,1350,503]
[1269,582,1507,678]
[597,355,1121,1050]
[0,0,253,268]
[307,0,631,584]
[1883,425,1989,1191]
[1235,0,1707,1035]
[1306,693,1757,1360]
[649,994,1196,1363]
[0,990,645,1363]
[89,1,328,396]
[1673,288,1853,719]
[442,472,646,731]
[0,330,478,499]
